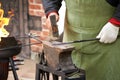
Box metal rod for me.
[52,35,120,45]
[52,38,100,45]
[25,33,42,43]
[0,33,43,50]
[15,36,40,39]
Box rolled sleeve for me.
[109,18,120,26]
[42,0,62,17]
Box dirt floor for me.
[8,58,36,80]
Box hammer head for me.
[50,15,59,38]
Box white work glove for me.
[96,22,119,43]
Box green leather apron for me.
[63,0,120,80]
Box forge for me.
[0,3,21,58]
[0,4,22,80]
[0,37,21,58]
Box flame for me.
[0,3,10,41]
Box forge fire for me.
[0,3,10,41]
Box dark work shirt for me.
[42,0,120,21]
[42,0,62,16]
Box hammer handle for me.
[50,15,59,37]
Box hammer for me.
[50,15,59,38]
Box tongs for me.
[52,38,100,45]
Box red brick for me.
[29,4,41,10]
[29,0,34,3]
[31,45,43,52]
[40,36,47,40]
[28,1,51,54]
[42,24,49,29]
[30,39,42,45]
[34,11,45,16]
[35,0,41,3]
[42,30,49,36]
[29,10,35,15]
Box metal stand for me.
[35,53,85,80]
[35,41,85,80]
[9,57,19,80]
[35,64,85,80]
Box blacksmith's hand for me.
[96,22,119,43]
[46,12,59,28]
[46,12,59,40]
[48,12,59,21]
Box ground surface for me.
[8,59,36,80]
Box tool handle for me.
[73,38,100,43]
[50,15,59,37]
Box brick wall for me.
[28,0,65,60]
[28,0,49,59]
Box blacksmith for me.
[42,0,120,80]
